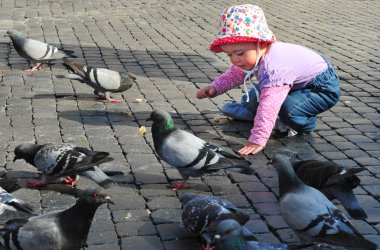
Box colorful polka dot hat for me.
[210,4,276,53]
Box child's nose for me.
[230,55,240,64]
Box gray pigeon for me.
[0,186,113,250]
[273,150,368,220]
[57,59,137,103]
[180,192,249,249]
[5,29,76,72]
[0,186,33,223]
[214,219,291,250]
[148,110,254,190]
[13,143,114,187]
[270,153,377,250]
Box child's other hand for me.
[238,142,264,155]
[196,86,217,99]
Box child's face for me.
[221,43,258,71]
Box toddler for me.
[196,4,340,155]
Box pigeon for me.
[180,192,249,249]
[5,29,76,72]
[0,186,113,250]
[273,149,368,220]
[56,59,137,103]
[270,153,377,250]
[13,143,114,187]
[0,186,34,223]
[214,219,291,250]
[148,109,254,190]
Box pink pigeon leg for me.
[25,63,44,72]
[63,176,78,187]
[202,244,214,250]
[27,181,46,187]
[169,179,189,190]
[105,92,123,103]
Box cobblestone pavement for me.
[0,0,380,249]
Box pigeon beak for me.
[4,34,8,37]
[13,156,19,162]
[105,196,114,205]
[146,117,152,122]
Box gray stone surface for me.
[0,0,379,249]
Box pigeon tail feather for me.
[209,158,254,175]
[325,167,366,186]
[10,201,34,214]
[329,186,367,220]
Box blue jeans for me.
[222,57,340,133]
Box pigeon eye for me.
[93,192,99,198]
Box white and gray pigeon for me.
[270,153,377,250]
[180,192,249,249]
[0,186,113,250]
[273,149,368,220]
[57,59,137,103]
[214,219,292,250]
[0,186,33,223]
[13,143,114,187]
[5,29,76,72]
[148,109,255,190]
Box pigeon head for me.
[148,109,176,134]
[13,143,41,163]
[79,187,114,206]
[214,219,249,250]
[270,153,304,197]
[5,29,23,39]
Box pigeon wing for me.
[159,129,219,170]
[21,38,66,61]
[0,187,33,214]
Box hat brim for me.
[210,36,275,53]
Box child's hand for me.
[196,86,217,99]
[238,142,264,155]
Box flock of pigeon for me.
[0,29,378,250]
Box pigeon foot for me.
[202,244,214,250]
[63,176,78,187]
[169,179,188,190]
[107,98,123,103]
[25,63,44,73]
[27,181,46,187]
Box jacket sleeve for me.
[248,84,291,146]
[211,65,246,95]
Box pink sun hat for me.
[210,4,276,53]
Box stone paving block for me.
[156,223,195,240]
[121,236,164,250]
[85,244,120,250]
[151,208,182,224]
[163,239,202,250]
[86,230,119,245]
[116,221,157,237]
[147,196,181,210]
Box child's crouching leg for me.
[278,89,338,134]
[221,90,258,121]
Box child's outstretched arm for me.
[239,85,291,155]
[196,65,245,99]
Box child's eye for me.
[236,51,244,56]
